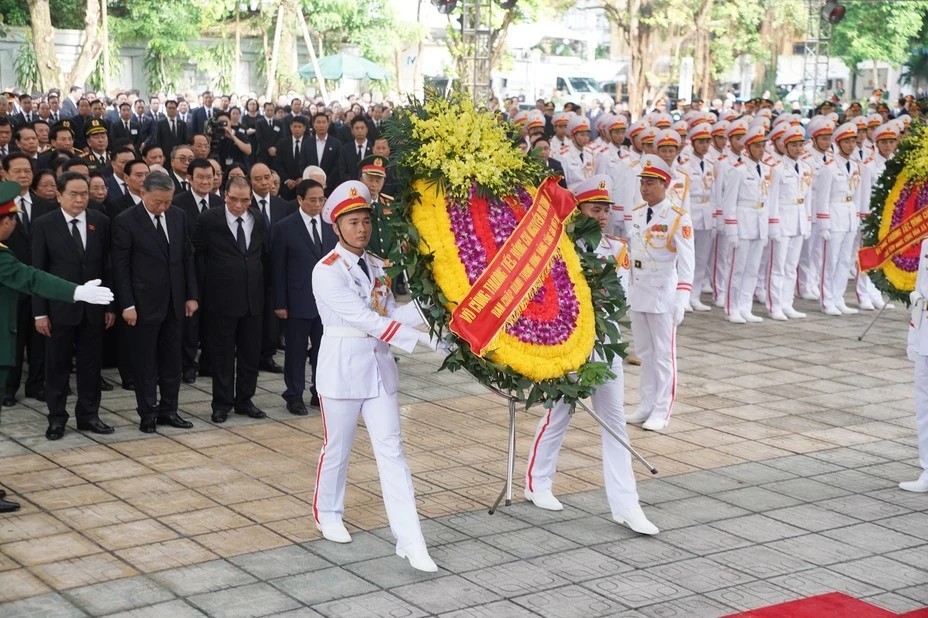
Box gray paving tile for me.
[768,567,884,599]
[426,539,519,572]
[312,591,428,618]
[461,561,570,596]
[713,486,803,512]
[1,593,87,618]
[481,526,580,559]
[302,531,397,565]
[895,584,928,604]
[542,515,639,546]
[864,592,928,614]
[712,545,816,579]
[858,461,924,483]
[441,510,532,537]
[437,600,539,618]
[230,545,331,579]
[593,537,696,569]
[149,559,257,597]
[714,461,801,485]
[808,447,888,468]
[663,470,747,494]
[810,469,896,494]
[704,580,797,611]
[558,488,612,514]
[633,504,702,530]
[512,584,632,617]
[761,454,846,477]
[273,609,324,618]
[813,494,911,522]
[64,576,174,616]
[528,547,633,583]
[658,495,753,524]
[581,572,692,608]
[102,600,206,617]
[766,533,873,566]
[494,500,589,526]
[762,477,854,502]
[636,594,738,618]
[710,514,806,544]
[764,503,862,531]
[886,546,928,571]
[392,575,502,615]
[343,554,447,588]
[821,521,924,553]
[636,479,699,504]
[660,524,754,554]
[371,519,471,546]
[830,556,928,590]
[269,567,378,606]
[865,486,928,510]
[644,557,755,594]
[188,582,301,618]
[874,512,928,541]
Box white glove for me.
[769,227,782,242]
[673,291,687,326]
[73,279,114,305]
[820,229,831,242]
[417,331,452,353]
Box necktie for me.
[646,206,653,224]
[19,197,29,232]
[125,121,130,132]
[0,147,6,156]
[357,256,371,281]
[794,162,799,174]
[155,214,169,251]
[122,182,129,196]
[236,217,247,253]
[756,163,762,178]
[171,120,176,137]
[579,151,585,163]
[181,180,189,193]
[846,160,851,173]
[699,160,705,173]
[71,218,84,258]
[260,199,269,226]
[310,218,322,253]
[358,144,363,158]
[294,139,300,160]
[823,153,827,163]
[199,198,207,214]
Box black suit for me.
[31,208,111,426]
[190,106,218,136]
[254,117,283,164]
[167,171,189,195]
[271,211,337,404]
[252,195,296,364]
[112,204,197,421]
[3,194,55,400]
[172,191,223,373]
[109,118,143,147]
[155,117,188,154]
[340,140,373,181]
[305,135,344,196]
[546,158,567,188]
[192,206,267,412]
[272,136,308,199]
[105,193,142,222]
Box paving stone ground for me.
[1,296,926,617]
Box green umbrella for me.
[299,53,390,81]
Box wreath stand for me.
[858,303,890,342]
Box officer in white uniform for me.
[904,238,928,493]
[653,130,692,215]
[562,115,595,186]
[625,156,695,431]
[311,180,439,572]
[764,126,813,320]
[813,122,863,316]
[679,122,716,311]
[550,112,573,163]
[799,116,836,301]
[594,114,633,236]
[712,118,749,308]
[524,174,658,534]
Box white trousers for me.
[767,235,805,314]
[712,235,732,305]
[852,234,883,305]
[630,310,677,421]
[312,390,425,550]
[726,239,766,317]
[914,355,928,477]
[799,225,823,299]
[525,358,639,514]
[820,231,855,310]
[692,229,714,300]
[755,242,771,303]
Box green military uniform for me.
[81,118,110,173]
[368,195,394,259]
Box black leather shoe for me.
[157,413,193,429]
[45,423,65,440]
[76,419,115,434]
[0,497,21,513]
[286,400,308,416]
[2,396,16,408]
[25,388,45,402]
[258,360,284,374]
[211,410,229,423]
[121,380,135,391]
[99,377,115,392]
[0,489,7,499]
[182,369,197,384]
[234,403,267,418]
[309,394,320,408]
[139,418,157,433]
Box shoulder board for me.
[0,241,7,250]
[604,233,623,241]
[732,161,744,167]
[380,193,394,203]
[633,202,649,211]
[676,168,690,178]
[671,206,686,217]
[321,253,340,265]
[824,159,834,166]
[365,250,388,265]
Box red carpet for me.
[724,592,927,618]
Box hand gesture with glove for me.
[73,279,114,305]
[820,229,831,242]
[673,291,688,326]
[418,331,454,354]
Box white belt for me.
[632,259,675,271]
[832,196,854,205]
[324,326,368,338]
[737,199,764,209]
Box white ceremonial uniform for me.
[799,147,834,299]
[550,135,571,163]
[628,199,695,423]
[754,153,785,302]
[526,236,641,515]
[855,151,889,308]
[906,238,928,488]
[721,157,776,319]
[595,145,634,236]
[563,142,596,187]
[678,154,715,304]
[764,156,813,315]
[813,153,862,312]
[311,242,427,551]
[711,151,739,306]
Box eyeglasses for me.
[302,197,325,204]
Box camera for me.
[205,116,229,139]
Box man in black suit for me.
[532,136,567,188]
[306,112,344,196]
[273,115,309,200]
[60,87,82,120]
[190,91,217,136]
[172,158,223,383]
[154,100,187,155]
[249,163,294,374]
[167,145,194,194]
[32,172,115,440]
[105,159,147,224]
[271,179,336,414]
[192,175,268,423]
[340,116,373,182]
[112,171,198,433]
[104,147,137,207]
[367,104,385,142]
[1,153,55,406]
[255,102,282,165]
[109,102,143,147]
[11,94,36,128]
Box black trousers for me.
[5,295,45,398]
[130,312,182,421]
[282,316,322,403]
[45,313,103,425]
[209,312,261,411]
[103,315,133,384]
[182,310,208,372]
[260,286,280,363]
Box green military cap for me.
[85,118,108,137]
[0,181,21,216]
[358,154,387,178]
[52,119,75,135]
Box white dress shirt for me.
[192,191,210,214]
[299,209,323,239]
[315,136,327,162]
[226,207,254,250]
[143,206,169,243]
[61,208,87,248]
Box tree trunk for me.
[627,0,652,118]
[276,0,300,95]
[28,0,103,92]
[693,0,714,102]
[69,0,104,87]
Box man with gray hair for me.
[111,171,199,433]
[302,164,327,187]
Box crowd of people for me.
[0,84,925,571]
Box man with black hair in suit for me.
[306,112,344,196]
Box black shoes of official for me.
[182,369,198,384]
[2,396,16,408]
[25,388,45,402]
[100,377,115,392]
[286,400,308,416]
[0,497,21,513]
[139,418,157,433]
[157,413,194,429]
[45,423,65,440]
[121,379,135,391]
[76,419,115,434]
[310,394,320,408]
[211,410,229,423]
[234,402,267,418]
[258,360,284,374]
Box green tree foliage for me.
[831,1,928,70]
[0,0,87,29]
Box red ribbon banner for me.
[858,206,928,272]
[449,176,577,356]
